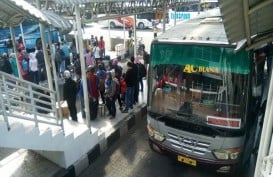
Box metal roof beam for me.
[243,0,251,45]
[246,34,273,50]
[249,0,273,15]
[48,0,200,18]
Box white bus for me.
[147,16,262,174]
[99,16,153,29]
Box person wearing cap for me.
[63,70,78,121]
[0,53,13,75]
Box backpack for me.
[22,58,29,72]
[139,63,146,77]
[114,78,120,96]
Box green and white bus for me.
[147,17,262,173]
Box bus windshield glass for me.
[149,43,250,130]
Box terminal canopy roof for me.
[219,0,273,50]
[53,0,118,5]
[0,0,72,34]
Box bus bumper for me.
[149,138,240,173]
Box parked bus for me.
[99,16,153,29]
[147,16,262,173]
[0,19,59,53]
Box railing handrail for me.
[0,71,63,131]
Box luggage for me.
[56,101,69,118]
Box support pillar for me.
[75,4,91,129]
[9,26,22,79]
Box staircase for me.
[0,71,98,168]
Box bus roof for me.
[156,17,229,45]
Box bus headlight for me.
[147,124,165,142]
[213,148,240,160]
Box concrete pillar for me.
[36,0,54,91]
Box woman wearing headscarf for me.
[9,53,18,77]
[29,52,39,84]
[63,70,78,121]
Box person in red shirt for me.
[88,65,99,120]
[98,36,105,59]
[17,36,25,51]
[120,73,127,106]
[17,49,29,81]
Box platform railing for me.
[0,71,63,131]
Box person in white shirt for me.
[29,51,39,84]
[93,42,101,64]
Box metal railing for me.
[0,71,63,131]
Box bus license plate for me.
[177,155,197,166]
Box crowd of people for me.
[63,55,147,122]
[0,36,49,84]
[0,34,149,122]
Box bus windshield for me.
[148,44,251,131]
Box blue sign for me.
[170,12,191,20]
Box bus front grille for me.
[167,132,211,155]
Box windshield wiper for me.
[150,109,224,135]
[174,111,223,135]
[149,111,174,120]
